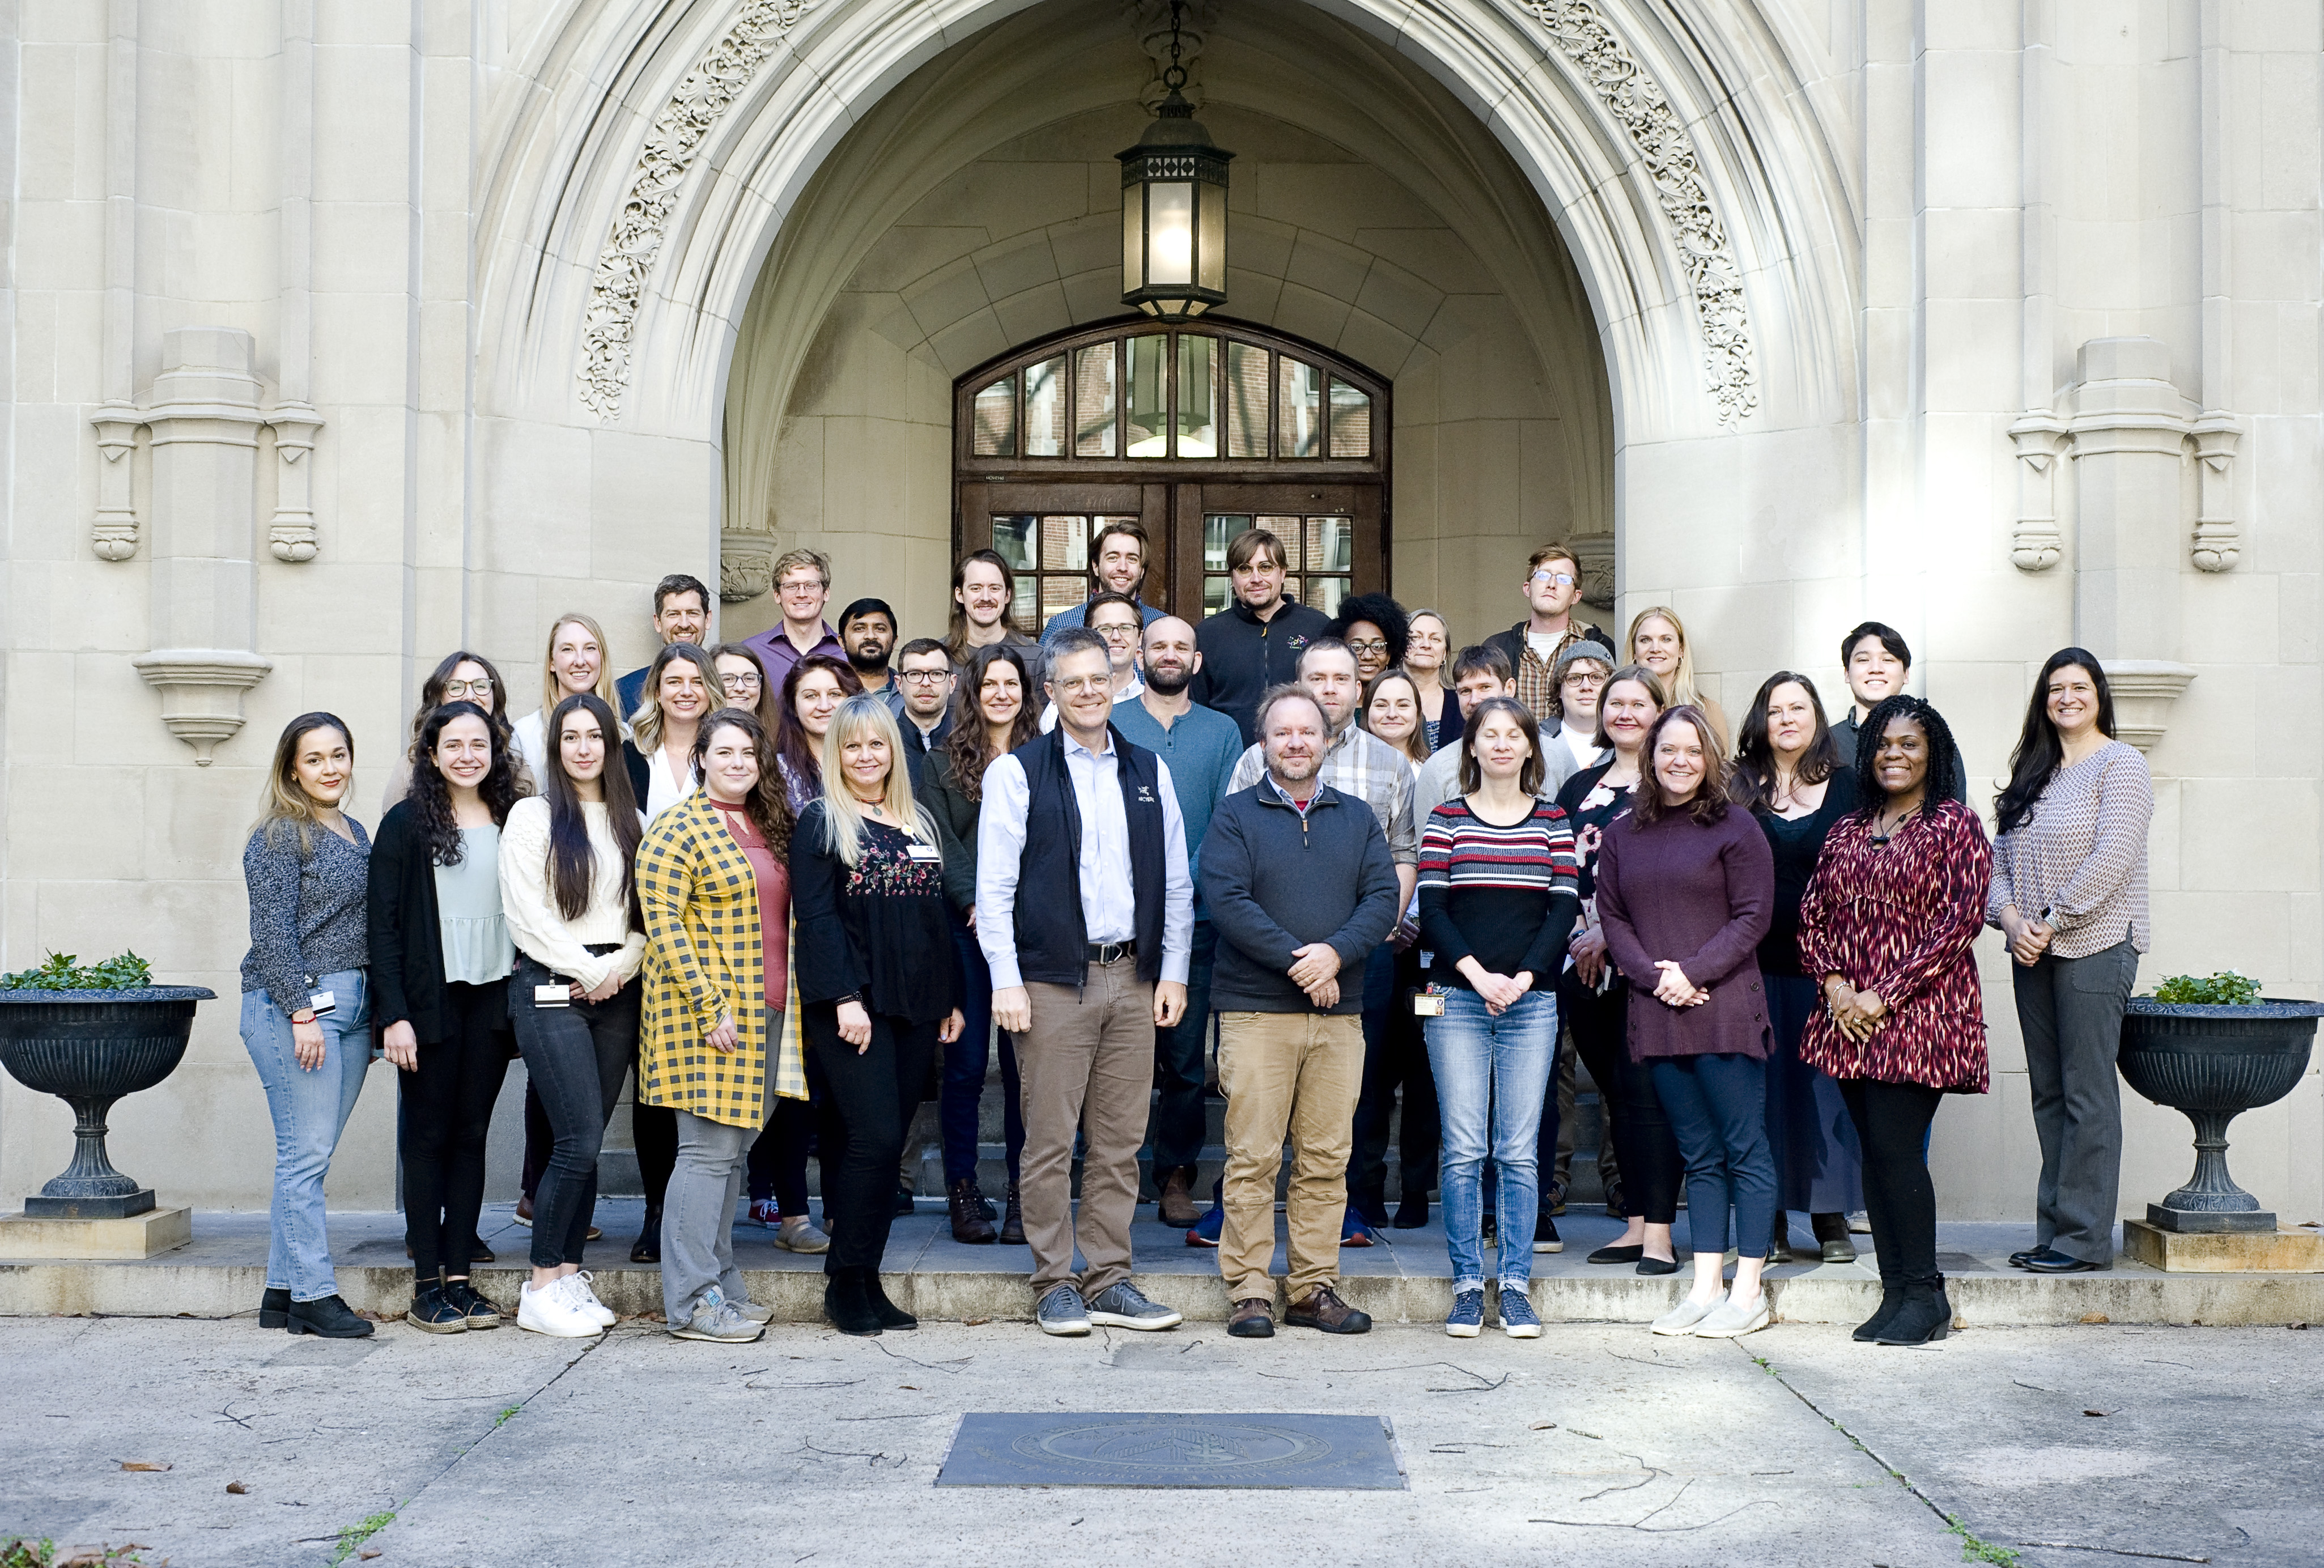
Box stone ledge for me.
[2122,1218,2324,1273]
[0,1206,192,1261]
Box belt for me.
[1087,939,1137,966]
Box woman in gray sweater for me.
[238,713,376,1338]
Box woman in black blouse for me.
[1553,665,1684,1274]
[1731,673,1863,1264]
[791,695,965,1335]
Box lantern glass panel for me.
[1197,181,1226,292]
[1147,181,1195,286]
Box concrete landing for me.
[6,1201,2321,1327]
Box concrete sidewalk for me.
[6,1199,2321,1326]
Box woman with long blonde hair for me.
[1625,606,1730,753]
[789,695,964,1334]
[513,613,620,782]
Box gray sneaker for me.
[1086,1281,1183,1331]
[1036,1284,1091,1336]
[670,1286,764,1343]
[730,1295,776,1325]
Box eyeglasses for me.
[1346,639,1390,656]
[1055,675,1111,695]
[720,674,759,694]
[899,668,951,685]
[1529,569,1577,588]
[1092,623,1140,640]
[442,679,493,698]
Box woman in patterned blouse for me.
[791,695,965,1336]
[1798,695,1991,1347]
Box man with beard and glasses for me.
[1112,615,1243,1229]
[837,598,903,713]
[891,638,956,789]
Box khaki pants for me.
[1017,959,1155,1297]
[1217,1010,1365,1303]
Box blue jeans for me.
[1426,988,1559,1290]
[1651,1053,1778,1260]
[941,923,1023,1187]
[240,970,373,1302]
[1149,917,1216,1175]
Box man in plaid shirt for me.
[1483,543,1614,724]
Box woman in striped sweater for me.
[1416,696,1581,1340]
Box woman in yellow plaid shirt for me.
[636,708,805,1344]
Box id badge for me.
[906,842,940,863]
[1412,985,1446,1018]
[307,990,338,1018]
[533,983,572,1009]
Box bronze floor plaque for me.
[936,1412,1405,1489]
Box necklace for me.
[1868,800,1922,845]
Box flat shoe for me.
[1694,1290,1771,1338]
[2023,1248,2102,1274]
[1586,1244,1644,1265]
[1651,1294,1720,1336]
[1634,1255,1679,1276]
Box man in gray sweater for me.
[1200,685,1401,1339]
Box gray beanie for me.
[1553,639,1616,679]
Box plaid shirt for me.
[1512,626,1592,723]
[636,793,806,1128]
[1229,723,1417,864]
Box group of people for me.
[236,528,2153,1348]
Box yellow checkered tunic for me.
[636,793,807,1128]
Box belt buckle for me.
[1097,941,1128,965]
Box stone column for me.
[130,328,273,764]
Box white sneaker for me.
[1693,1289,1770,1338]
[560,1272,617,1327]
[518,1278,602,1337]
[1651,1292,1723,1336]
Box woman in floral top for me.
[791,695,964,1336]
[1799,695,1991,1348]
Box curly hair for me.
[1631,706,1731,827]
[1327,593,1411,671]
[406,700,522,865]
[941,643,1039,805]
[691,708,795,857]
[774,654,863,803]
[1850,695,1963,822]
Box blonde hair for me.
[630,643,720,753]
[254,712,355,855]
[1626,605,1704,708]
[817,695,940,869]
[539,612,618,717]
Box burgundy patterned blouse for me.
[1796,798,1992,1093]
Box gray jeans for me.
[662,1090,773,1324]
[2014,938,2137,1263]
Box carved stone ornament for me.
[579,0,816,420]
[131,649,275,766]
[265,402,325,562]
[1569,531,1616,609]
[2100,659,2196,757]
[1515,1,1757,423]
[2189,413,2242,573]
[719,528,778,602]
[90,401,143,560]
[2005,410,2068,571]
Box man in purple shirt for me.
[742,547,844,695]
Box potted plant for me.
[2117,970,2323,1233]
[0,951,214,1219]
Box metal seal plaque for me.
[936,1412,1406,1490]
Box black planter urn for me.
[0,987,214,1218]
[2117,997,2323,1234]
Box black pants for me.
[1352,945,1438,1198]
[400,980,513,1283]
[746,1043,831,1213]
[508,954,639,1269]
[1839,1078,1944,1285]
[632,1068,676,1212]
[807,1002,938,1274]
[1559,974,1681,1224]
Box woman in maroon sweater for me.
[1799,695,1990,1346]
[1596,706,1776,1338]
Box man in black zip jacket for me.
[1200,684,1400,1338]
[1190,525,1333,746]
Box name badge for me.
[533,984,572,1009]
[1412,987,1446,1018]
[906,842,940,862]
[307,990,337,1017]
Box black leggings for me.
[745,1044,832,1213]
[508,954,639,1269]
[1838,1078,1944,1284]
[806,1002,938,1274]
[400,980,513,1283]
[1560,974,1682,1224]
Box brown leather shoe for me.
[1812,1210,1858,1264]
[997,1183,1026,1245]
[1157,1166,1200,1229]
[1285,1284,1371,1335]
[1227,1297,1274,1338]
[948,1178,997,1244]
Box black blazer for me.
[622,740,652,811]
[366,801,452,1039]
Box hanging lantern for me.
[1118,3,1231,319]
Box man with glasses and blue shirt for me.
[891,638,955,790]
[1484,543,1612,726]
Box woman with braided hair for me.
[1797,694,1991,1346]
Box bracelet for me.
[834,992,861,1007]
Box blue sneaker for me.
[1340,1206,1374,1248]
[1498,1284,1543,1338]
[1444,1287,1484,1338]
[1186,1202,1223,1248]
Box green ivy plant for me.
[2149,970,2262,1006]
[0,950,155,991]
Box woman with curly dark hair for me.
[1798,694,1991,1344]
[1327,592,1410,685]
[917,643,1040,1242]
[381,649,531,810]
[368,700,524,1335]
[1595,705,1777,1339]
[773,653,864,810]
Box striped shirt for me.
[1414,797,1582,991]
[1986,741,2153,958]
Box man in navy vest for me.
[978,628,1195,1338]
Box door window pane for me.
[1307,576,1346,617]
[1204,575,1231,616]
[1042,575,1088,621]
[1177,335,1218,457]
[1204,513,1251,570]
[1127,334,1167,457]
[1041,515,1088,574]
[1278,360,1320,458]
[1328,379,1371,458]
[1012,576,1039,631]
[1307,516,1353,574]
[991,515,1036,572]
[1226,342,1268,457]
[1025,356,1066,456]
[973,376,1016,457]
[1282,576,1304,607]
[1256,515,1305,566]
[1074,343,1117,457]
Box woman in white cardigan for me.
[499,692,649,1336]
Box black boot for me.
[259,1286,291,1330]
[823,1269,883,1336]
[997,1183,1026,1245]
[1875,1274,1951,1346]
[288,1293,375,1338]
[1853,1250,1907,1342]
[862,1269,917,1331]
[631,1201,662,1264]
